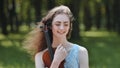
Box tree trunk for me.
[33,0,42,22]
[0,0,8,35]
[66,0,81,40]
[8,0,19,33]
[83,0,92,31]
[104,0,113,31]
[113,0,120,34]
[47,0,56,10]
[94,1,102,30]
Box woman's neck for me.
[52,36,68,48]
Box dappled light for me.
[81,31,117,37]
[0,44,34,68]
[82,31,120,68]
[0,0,120,68]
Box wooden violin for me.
[42,49,65,68]
[42,22,64,68]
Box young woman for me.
[23,5,89,68]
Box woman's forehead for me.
[52,14,70,22]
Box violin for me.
[42,49,65,68]
[42,21,64,68]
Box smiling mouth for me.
[57,31,66,34]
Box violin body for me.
[43,23,64,68]
[43,50,64,68]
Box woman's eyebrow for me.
[64,21,69,23]
[55,21,61,23]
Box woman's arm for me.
[79,46,89,68]
[35,50,61,68]
[35,45,67,68]
[35,52,44,68]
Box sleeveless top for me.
[43,44,80,68]
[64,44,80,68]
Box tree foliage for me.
[0,0,120,36]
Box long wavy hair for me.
[23,5,74,56]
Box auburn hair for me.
[23,5,74,56]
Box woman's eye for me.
[64,24,69,26]
[55,24,60,26]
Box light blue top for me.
[64,44,80,68]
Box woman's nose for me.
[59,25,64,30]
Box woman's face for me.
[52,14,70,38]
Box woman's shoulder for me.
[74,44,89,68]
[35,48,48,61]
[73,44,88,53]
[35,49,48,58]
[35,49,48,67]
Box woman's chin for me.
[57,35,66,39]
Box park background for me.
[0,0,120,68]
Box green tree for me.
[66,0,81,40]
[94,0,102,30]
[0,0,8,35]
[8,0,19,32]
[113,0,120,34]
[83,0,92,31]
[32,0,42,22]
[104,0,113,31]
[47,0,56,10]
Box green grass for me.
[81,31,120,68]
[0,46,34,68]
[0,30,120,68]
[0,33,34,68]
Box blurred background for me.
[0,0,120,68]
